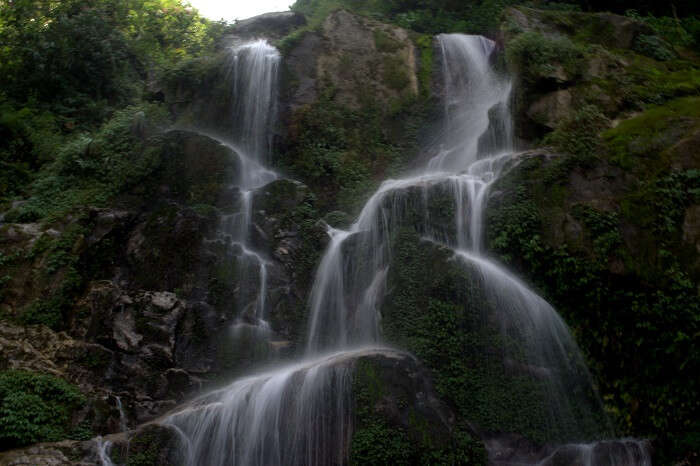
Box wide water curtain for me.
[165,34,616,465]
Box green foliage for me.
[350,358,486,465]
[379,227,603,444]
[603,97,700,175]
[0,0,223,110]
[0,0,224,198]
[506,31,586,84]
[284,85,431,213]
[543,105,609,157]
[292,0,390,29]
[291,0,520,35]
[374,29,402,53]
[0,370,85,449]
[627,9,700,50]
[5,103,169,223]
[633,34,675,61]
[522,2,581,11]
[0,101,62,200]
[486,153,700,462]
[383,56,411,90]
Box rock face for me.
[504,7,653,49]
[0,128,322,440]
[502,7,660,141]
[283,9,419,113]
[526,89,573,130]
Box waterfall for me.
[219,41,280,345]
[162,34,648,465]
[228,40,280,170]
[96,436,115,466]
[116,396,128,433]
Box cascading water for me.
[160,33,650,466]
[218,40,280,345]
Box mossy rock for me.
[603,96,700,175]
[152,130,240,207]
[486,147,699,462]
[350,352,486,465]
[380,229,604,445]
[109,424,179,466]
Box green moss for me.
[374,29,402,53]
[0,370,85,449]
[603,96,700,174]
[593,53,700,110]
[15,223,90,330]
[123,426,176,466]
[415,34,434,98]
[633,34,675,61]
[283,84,432,214]
[383,56,411,91]
[350,358,486,465]
[486,154,699,461]
[506,31,586,84]
[379,228,600,444]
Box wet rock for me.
[486,436,652,465]
[0,442,80,466]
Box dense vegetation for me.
[292,0,700,38]
[0,370,85,449]
[0,0,225,204]
[0,0,698,464]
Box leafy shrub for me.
[6,103,169,222]
[633,34,675,61]
[543,105,609,157]
[506,31,586,84]
[0,371,85,449]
